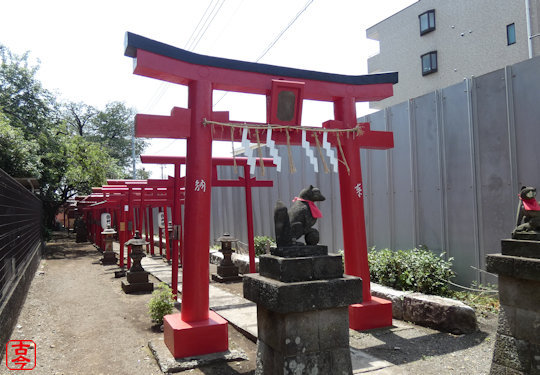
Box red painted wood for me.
[181,79,213,322]
[133,49,395,102]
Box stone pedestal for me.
[101,250,118,266]
[487,239,540,375]
[244,245,362,375]
[212,248,242,283]
[122,231,153,294]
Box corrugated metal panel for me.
[441,81,478,284]
[474,69,515,273]
[412,92,444,250]
[387,102,415,250]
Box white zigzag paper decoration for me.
[322,132,338,173]
[301,130,318,173]
[266,127,281,172]
[241,128,257,175]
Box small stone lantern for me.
[100,225,118,265]
[211,233,242,283]
[121,231,154,293]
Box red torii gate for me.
[125,32,397,357]
[140,155,276,274]
[102,181,181,269]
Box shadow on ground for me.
[352,323,491,366]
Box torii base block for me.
[163,311,228,358]
[348,296,393,331]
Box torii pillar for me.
[125,31,397,358]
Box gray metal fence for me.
[0,168,42,302]
[210,55,540,286]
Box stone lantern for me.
[121,230,153,293]
[100,225,118,265]
[211,233,242,283]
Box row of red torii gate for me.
[76,31,400,359]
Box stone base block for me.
[256,340,352,375]
[270,245,328,258]
[349,296,393,331]
[255,306,352,375]
[127,271,150,284]
[101,251,118,265]
[163,311,228,359]
[216,265,240,278]
[501,239,540,259]
[211,273,242,283]
[244,274,362,314]
[121,280,154,294]
[259,254,343,282]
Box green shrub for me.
[147,282,174,325]
[368,248,455,297]
[254,236,276,257]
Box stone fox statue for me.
[274,185,326,247]
[512,186,540,239]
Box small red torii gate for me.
[140,155,276,274]
[125,32,397,358]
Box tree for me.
[88,101,147,171]
[0,113,41,177]
[0,45,148,228]
[64,101,96,136]
[0,45,58,137]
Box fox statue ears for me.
[309,184,314,190]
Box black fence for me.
[0,168,42,303]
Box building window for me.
[421,51,438,75]
[419,10,436,35]
[507,23,516,45]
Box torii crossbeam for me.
[125,32,397,358]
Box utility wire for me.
[213,0,315,108]
[184,0,218,49]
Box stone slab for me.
[211,273,243,283]
[402,293,476,334]
[243,274,362,314]
[370,283,413,320]
[148,338,247,373]
[259,254,343,282]
[121,280,154,294]
[270,245,328,258]
[487,254,540,282]
[501,239,540,259]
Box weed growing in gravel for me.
[148,282,174,326]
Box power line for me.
[255,0,314,63]
[184,0,218,49]
[190,0,227,51]
[214,0,315,108]
[144,0,227,113]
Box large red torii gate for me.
[125,32,397,358]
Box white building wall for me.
[367,0,530,108]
